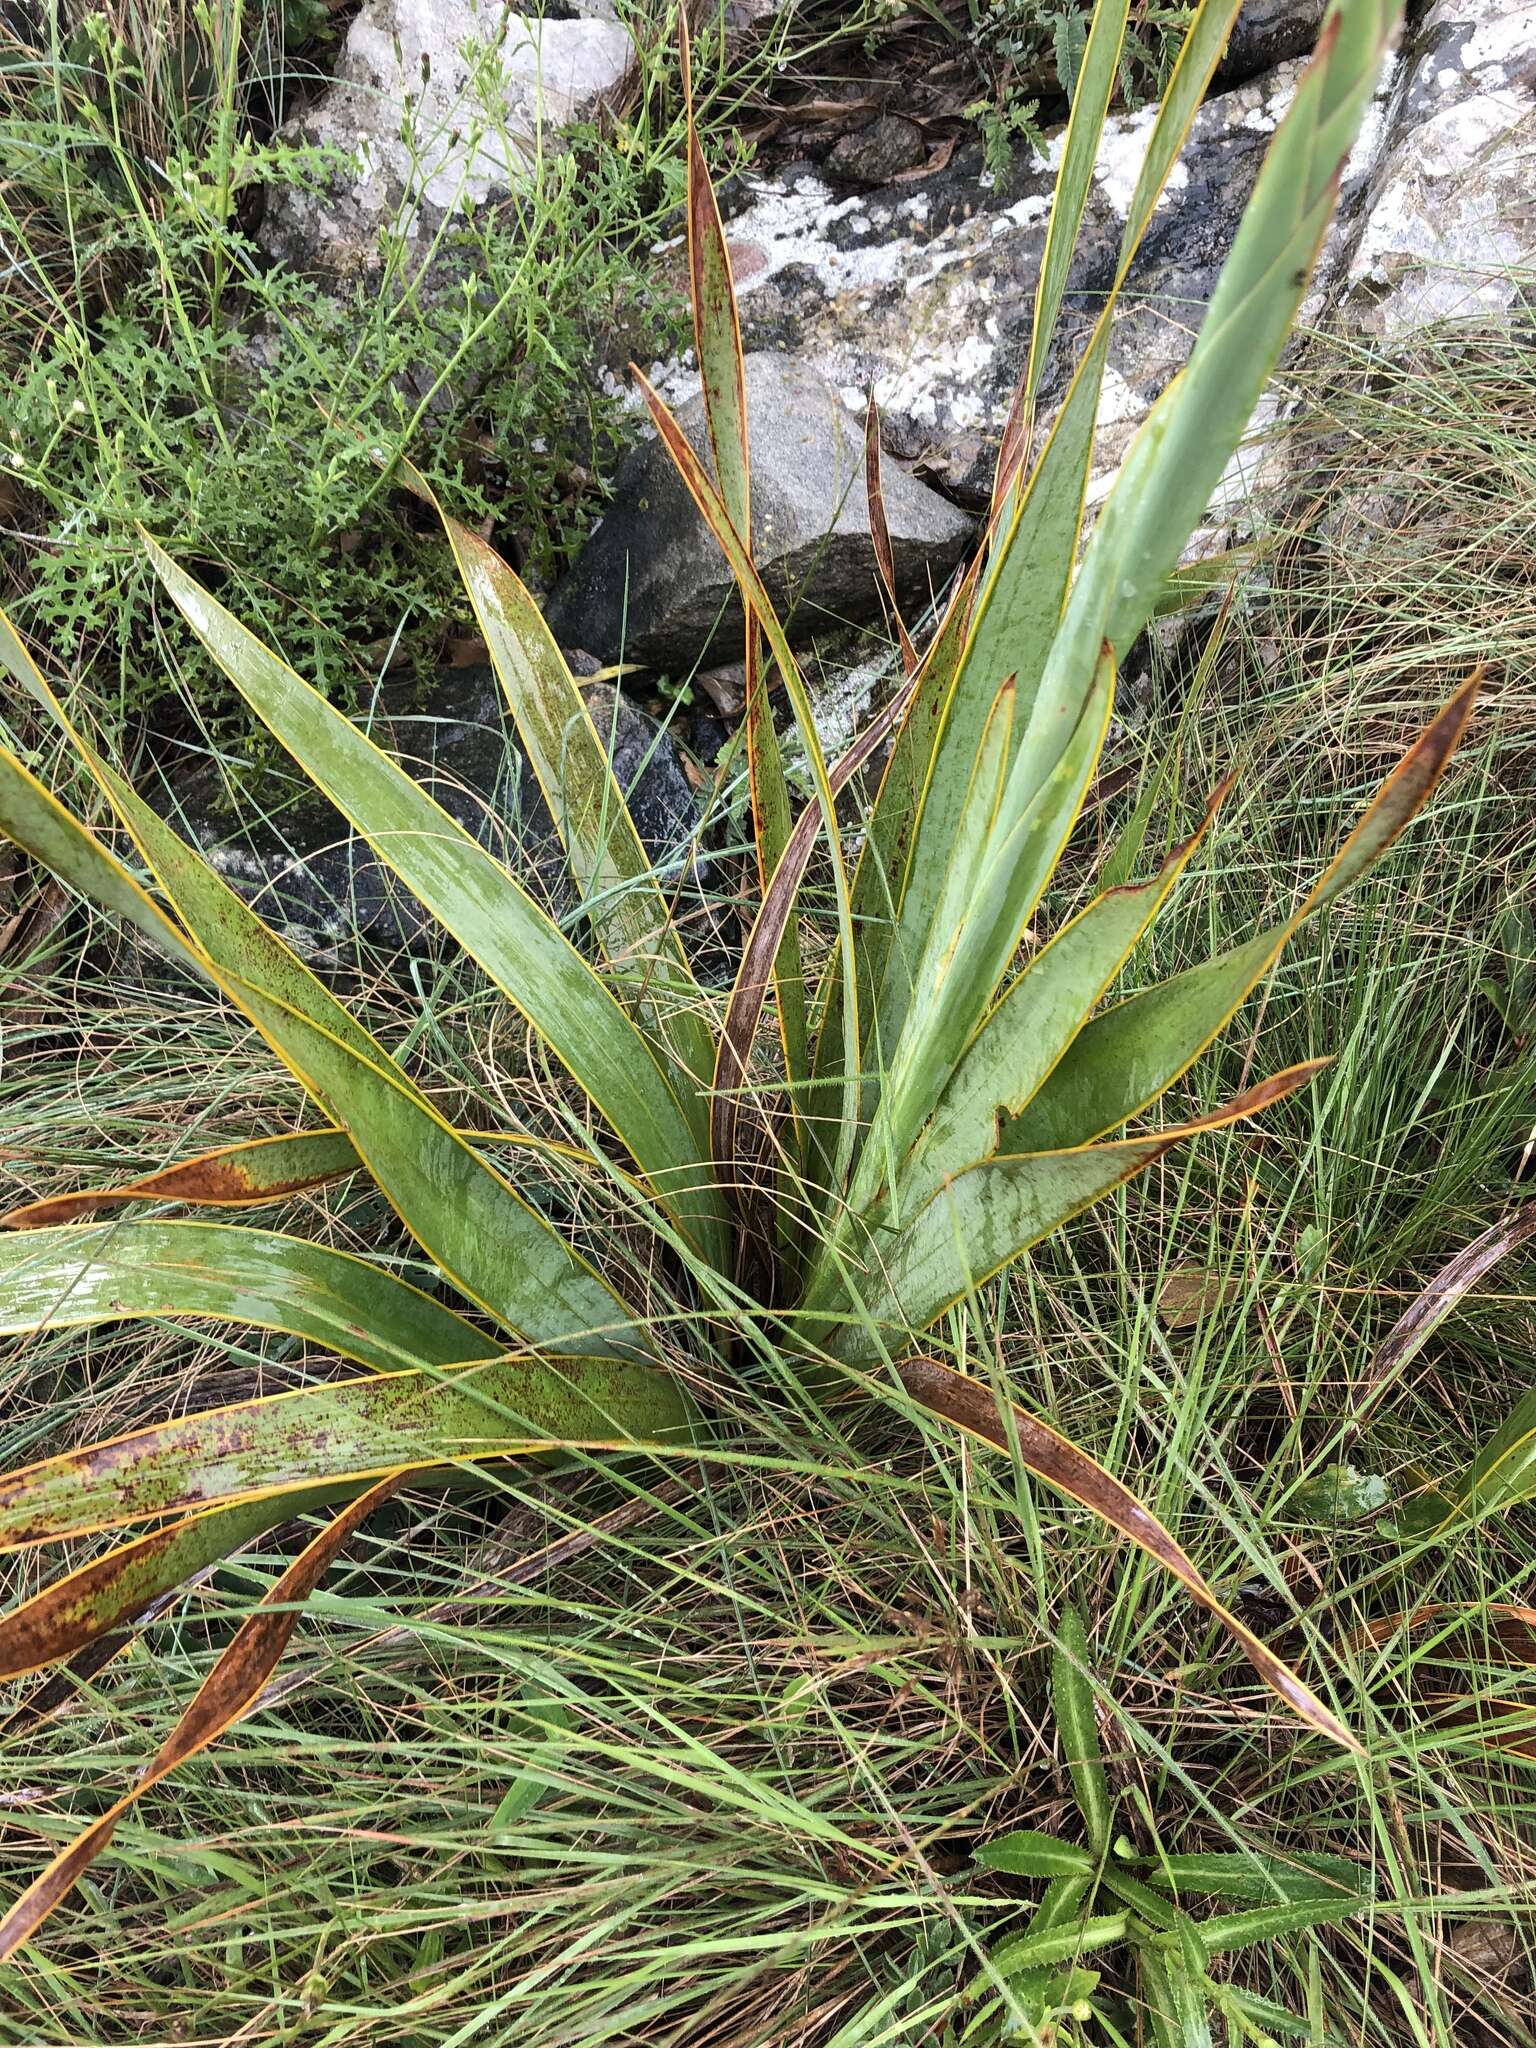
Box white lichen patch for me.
[1339,0,1535,339]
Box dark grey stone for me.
[824,114,927,187]
[1217,0,1329,86]
[544,353,973,671]
[171,665,706,968]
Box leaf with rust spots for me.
[0,1352,693,1548]
[2,1128,363,1230]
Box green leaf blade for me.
[0,1355,693,1548]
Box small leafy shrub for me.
[0,0,1448,1973]
[963,0,1193,170]
[0,2,687,741]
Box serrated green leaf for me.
[1197,1896,1365,1953]
[975,1829,1095,1879]
[1054,1604,1113,1855]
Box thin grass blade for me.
[864,399,917,674]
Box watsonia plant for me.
[0,0,1467,1953]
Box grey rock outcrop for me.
[639,50,1349,517]
[544,352,973,671]
[1317,0,1536,340]
[261,0,634,279]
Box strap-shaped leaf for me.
[143,538,725,1264]
[0,1219,493,1372]
[1069,0,1399,671]
[809,552,981,1134]
[2,1128,362,1229]
[955,6,1392,1066]
[0,612,432,1110]
[991,0,1131,515]
[0,737,202,985]
[894,1353,1359,1753]
[0,1353,693,1549]
[847,646,1115,1229]
[680,13,809,1164]
[714,667,919,1216]
[894,785,1228,1215]
[815,1064,1327,1339]
[205,977,649,1355]
[0,1487,346,1682]
[440,522,714,1094]
[15,702,653,1355]
[864,0,1247,1085]
[1004,675,1480,1154]
[0,693,646,1347]
[634,368,863,1185]
[0,1474,404,1960]
[349,445,713,1130]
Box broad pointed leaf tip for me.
[896,1355,1361,1754]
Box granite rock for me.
[1316,0,1536,340]
[261,0,634,279]
[544,352,973,670]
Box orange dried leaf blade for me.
[864,399,916,674]
[0,1473,403,1962]
[2,1128,361,1230]
[896,1356,1359,1753]
[0,1489,349,1683]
